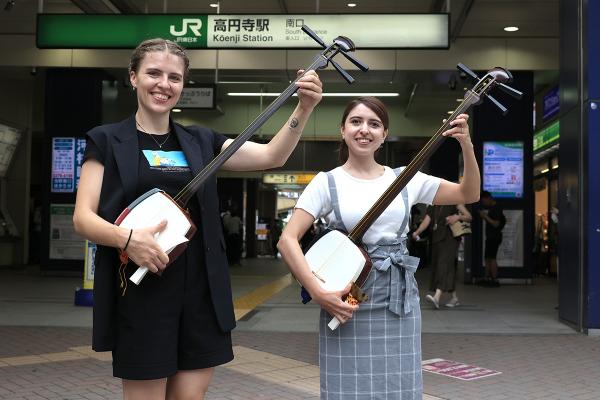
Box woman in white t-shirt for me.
[277,97,480,399]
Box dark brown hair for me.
[128,38,190,81]
[338,97,390,163]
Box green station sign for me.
[533,121,560,152]
[37,14,449,49]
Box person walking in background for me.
[73,38,322,400]
[223,208,243,266]
[412,204,472,308]
[278,97,480,399]
[270,218,283,258]
[479,191,506,287]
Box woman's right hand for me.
[309,283,358,324]
[123,220,170,274]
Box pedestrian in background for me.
[479,191,506,287]
[412,204,472,308]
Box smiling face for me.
[129,50,185,116]
[341,103,388,159]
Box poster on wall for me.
[0,123,21,178]
[51,137,87,193]
[482,141,524,198]
[482,209,524,267]
[49,204,85,260]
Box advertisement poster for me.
[52,137,87,193]
[49,204,85,260]
[422,358,502,381]
[0,123,21,178]
[483,141,524,198]
[482,209,524,268]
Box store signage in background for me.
[533,120,560,152]
[176,87,215,109]
[51,137,86,193]
[37,14,448,49]
[0,123,21,178]
[542,85,559,121]
[263,173,316,185]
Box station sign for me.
[37,14,449,49]
[263,173,316,185]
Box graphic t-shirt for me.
[295,166,441,245]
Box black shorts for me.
[112,234,234,380]
[485,236,502,259]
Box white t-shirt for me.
[295,166,441,245]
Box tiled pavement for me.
[1,261,600,399]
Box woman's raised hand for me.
[295,69,323,111]
[442,113,471,146]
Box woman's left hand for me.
[295,70,323,111]
[442,113,471,146]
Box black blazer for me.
[87,115,235,351]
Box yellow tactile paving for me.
[233,273,294,320]
[2,354,47,366]
[70,345,112,361]
[40,351,88,362]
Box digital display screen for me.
[483,141,524,198]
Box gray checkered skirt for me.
[319,242,422,400]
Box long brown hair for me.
[128,38,190,81]
[338,97,390,163]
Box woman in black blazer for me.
[73,38,322,399]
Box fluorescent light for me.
[347,3,357,7]
[504,26,519,32]
[541,168,550,173]
[172,108,182,112]
[447,111,454,114]
[227,92,399,97]
[209,3,219,7]
[552,164,559,169]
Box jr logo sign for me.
[170,19,202,37]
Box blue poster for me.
[483,141,524,198]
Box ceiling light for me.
[347,3,357,7]
[447,111,454,114]
[504,26,519,32]
[209,3,219,8]
[227,92,399,97]
[172,108,182,112]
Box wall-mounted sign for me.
[0,123,21,178]
[542,85,559,121]
[263,173,316,185]
[533,120,559,152]
[176,86,215,109]
[37,14,449,49]
[49,204,85,260]
[51,137,87,193]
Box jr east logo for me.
[170,19,202,42]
